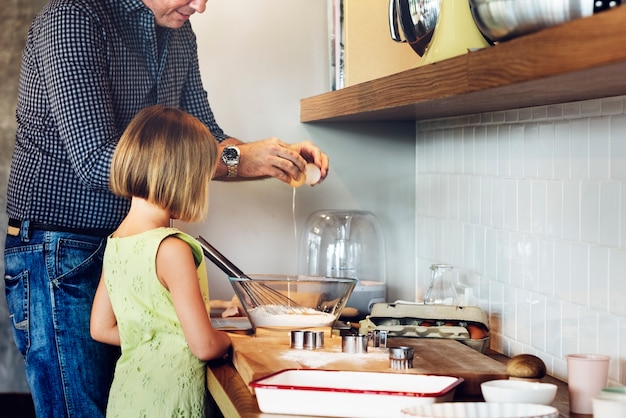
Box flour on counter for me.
[280,347,389,368]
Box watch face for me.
[222,146,239,165]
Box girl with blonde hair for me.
[91,105,231,417]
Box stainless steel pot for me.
[469,0,618,42]
[389,0,440,56]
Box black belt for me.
[8,218,112,238]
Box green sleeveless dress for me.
[103,227,210,418]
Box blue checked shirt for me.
[7,0,228,231]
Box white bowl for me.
[593,387,626,418]
[593,395,626,418]
[402,402,559,418]
[481,379,557,405]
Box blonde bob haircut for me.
[110,105,218,223]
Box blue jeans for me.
[4,227,119,418]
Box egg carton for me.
[359,303,490,353]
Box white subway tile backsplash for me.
[531,180,547,235]
[459,176,471,223]
[510,233,524,286]
[601,96,624,115]
[523,236,539,291]
[519,108,533,122]
[532,106,548,121]
[610,114,626,181]
[547,104,564,120]
[523,124,539,178]
[609,318,626,384]
[463,127,474,174]
[485,228,498,279]
[504,178,517,231]
[485,126,499,176]
[545,298,562,358]
[597,312,620,383]
[570,243,588,307]
[416,96,626,384]
[516,288,532,345]
[562,181,580,241]
[510,125,525,178]
[589,116,611,180]
[546,181,563,238]
[581,98,602,117]
[498,126,511,177]
[518,180,532,234]
[580,181,600,244]
[536,238,554,297]
[493,111,507,124]
[554,240,572,301]
[577,306,599,354]
[589,245,609,312]
[474,226,486,275]
[537,123,554,178]
[480,176,493,227]
[554,121,571,180]
[562,102,582,119]
[622,183,626,248]
[570,119,589,179]
[492,178,505,229]
[497,231,512,285]
[609,248,626,316]
[561,301,579,357]
[530,293,546,352]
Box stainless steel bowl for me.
[389,0,440,56]
[469,0,596,42]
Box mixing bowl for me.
[228,274,357,333]
[481,379,557,405]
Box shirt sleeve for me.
[39,5,118,191]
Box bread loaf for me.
[506,354,547,381]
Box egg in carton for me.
[359,302,490,353]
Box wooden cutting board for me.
[230,333,508,396]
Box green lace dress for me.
[103,227,210,418]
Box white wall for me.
[416,96,626,385]
[181,1,417,302]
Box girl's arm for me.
[90,274,121,346]
[157,236,231,361]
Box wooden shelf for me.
[300,6,626,123]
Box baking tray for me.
[250,369,463,417]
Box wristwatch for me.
[221,146,240,178]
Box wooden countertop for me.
[206,335,591,418]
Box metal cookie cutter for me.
[368,329,388,348]
[291,330,305,349]
[342,334,368,354]
[389,346,414,369]
[291,330,324,350]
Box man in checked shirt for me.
[4,0,329,416]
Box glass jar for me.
[424,264,458,305]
